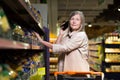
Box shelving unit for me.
[49,38,58,80]
[49,51,58,80]
[0,0,48,80]
[49,52,58,74]
[0,0,44,35]
[102,33,120,80]
[89,40,102,72]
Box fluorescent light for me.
[118,8,120,11]
[88,24,92,27]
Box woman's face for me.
[69,14,81,31]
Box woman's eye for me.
[71,18,80,21]
[70,18,74,20]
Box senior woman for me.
[34,11,90,72]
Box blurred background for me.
[31,0,120,39]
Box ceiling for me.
[30,0,119,24]
[58,0,111,23]
[30,0,120,39]
[57,0,119,25]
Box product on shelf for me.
[105,53,120,62]
[0,6,10,32]
[0,6,12,40]
[0,52,45,80]
[105,33,120,43]
[102,33,120,79]
[0,64,18,80]
[0,0,46,79]
[13,25,25,36]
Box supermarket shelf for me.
[104,44,120,48]
[104,61,120,65]
[89,42,101,45]
[0,0,44,35]
[0,1,47,80]
[89,49,98,51]
[90,67,100,72]
[18,0,38,23]
[90,54,99,58]
[50,60,58,63]
[105,48,120,53]
[0,38,30,49]
[105,41,120,44]
[105,71,120,73]
[102,38,120,80]
[92,60,101,65]
[50,57,58,63]
[31,45,43,49]
[0,38,43,50]
[105,61,120,63]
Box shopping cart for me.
[54,71,104,80]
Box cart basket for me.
[54,71,104,80]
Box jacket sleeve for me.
[52,32,88,53]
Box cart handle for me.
[54,71,103,76]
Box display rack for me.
[49,38,58,80]
[0,0,44,35]
[49,51,58,74]
[88,39,102,72]
[102,33,120,80]
[0,0,48,80]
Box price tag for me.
[37,67,45,75]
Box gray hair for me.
[68,11,85,31]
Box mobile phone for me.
[60,21,69,30]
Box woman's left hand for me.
[59,28,66,36]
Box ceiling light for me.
[118,8,120,11]
[88,23,92,27]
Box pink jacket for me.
[53,31,89,72]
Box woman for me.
[34,11,90,72]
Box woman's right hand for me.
[34,32,43,42]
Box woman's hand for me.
[34,32,43,42]
[34,32,53,48]
[55,28,66,44]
